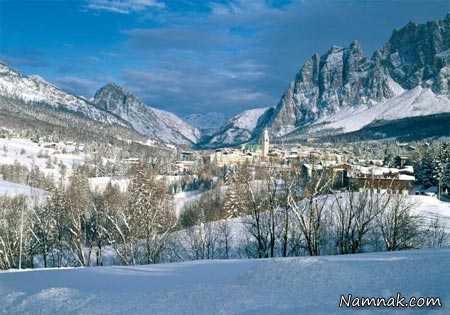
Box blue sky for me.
[1,0,449,117]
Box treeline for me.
[0,162,55,190]
[0,154,449,270]
[175,165,448,261]
[0,163,175,269]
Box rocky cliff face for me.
[381,13,450,94]
[93,84,200,145]
[266,41,396,137]
[262,13,450,139]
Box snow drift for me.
[0,248,449,314]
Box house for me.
[347,165,415,194]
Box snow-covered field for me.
[0,248,449,315]
[411,195,450,231]
[0,138,87,181]
[0,179,48,204]
[174,190,204,217]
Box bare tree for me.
[89,183,124,266]
[277,165,298,257]
[102,184,133,265]
[332,189,391,254]
[377,194,421,251]
[424,216,448,248]
[288,168,335,256]
[30,204,55,268]
[240,166,271,258]
[65,169,92,266]
[128,162,176,264]
[46,187,69,267]
[0,196,28,269]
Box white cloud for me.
[85,0,165,14]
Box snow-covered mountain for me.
[93,83,200,145]
[185,112,226,136]
[257,13,450,141]
[202,107,269,147]
[0,62,128,127]
[0,63,200,145]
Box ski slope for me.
[0,249,449,315]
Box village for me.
[0,127,431,199]
[1,123,446,217]
[173,130,421,197]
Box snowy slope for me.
[307,86,450,135]
[411,195,450,231]
[151,108,200,143]
[0,138,87,182]
[0,63,127,127]
[228,107,268,130]
[205,107,269,146]
[0,180,48,204]
[1,249,449,314]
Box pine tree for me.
[417,149,436,188]
[223,168,245,218]
[443,158,450,193]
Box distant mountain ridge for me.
[200,107,269,148]
[197,13,450,147]
[0,63,200,145]
[2,13,450,147]
[0,62,128,127]
[185,112,226,137]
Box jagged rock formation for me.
[259,13,450,140]
[2,13,450,147]
[0,63,145,143]
[93,83,200,145]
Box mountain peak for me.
[349,40,363,53]
[101,82,126,93]
[257,12,450,141]
[94,83,133,112]
[93,82,200,145]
